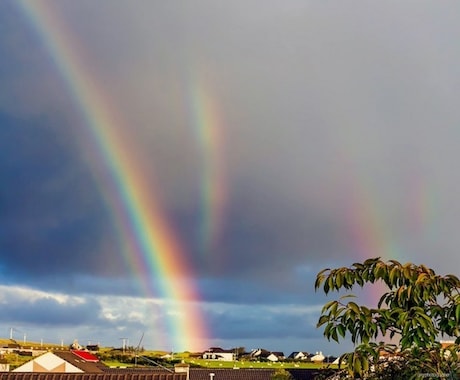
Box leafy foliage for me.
[315,258,460,379]
[270,368,294,380]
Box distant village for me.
[0,338,339,380]
[201,346,338,364]
[3,338,457,380]
[1,339,338,365]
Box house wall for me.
[202,352,235,361]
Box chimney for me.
[174,362,190,380]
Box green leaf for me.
[348,301,360,315]
[353,354,362,375]
[337,324,346,338]
[324,323,332,339]
[321,300,336,313]
[331,327,339,343]
[314,268,329,290]
[323,279,330,294]
[389,266,399,286]
[317,314,329,327]
[361,355,369,373]
[364,257,380,266]
[336,272,343,288]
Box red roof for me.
[70,350,99,362]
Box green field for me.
[186,358,331,370]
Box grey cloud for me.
[206,303,322,341]
[0,295,102,326]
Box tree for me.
[270,368,293,380]
[315,257,460,379]
[231,346,246,358]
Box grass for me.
[186,358,334,370]
[0,338,62,350]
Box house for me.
[0,358,9,373]
[249,349,284,362]
[249,348,270,360]
[310,352,325,363]
[7,350,188,380]
[12,350,106,373]
[266,352,284,362]
[332,356,343,365]
[202,347,236,361]
[287,352,309,360]
[85,345,99,352]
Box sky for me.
[1,0,460,357]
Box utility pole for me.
[119,338,128,353]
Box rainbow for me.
[18,1,208,351]
[328,137,403,305]
[187,79,227,257]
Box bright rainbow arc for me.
[18,1,207,351]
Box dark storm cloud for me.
[0,114,128,284]
[206,303,322,340]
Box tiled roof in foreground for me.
[1,368,327,380]
[0,373,185,380]
[189,368,320,380]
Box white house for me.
[287,351,309,360]
[202,347,236,361]
[250,349,284,362]
[13,350,105,373]
[310,351,325,363]
[266,353,284,362]
[13,352,83,373]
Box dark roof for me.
[0,374,185,380]
[203,347,234,353]
[250,349,271,358]
[0,368,330,380]
[189,368,321,380]
[287,351,309,358]
[52,351,107,373]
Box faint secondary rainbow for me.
[18,1,208,351]
[328,130,404,305]
[188,79,227,256]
